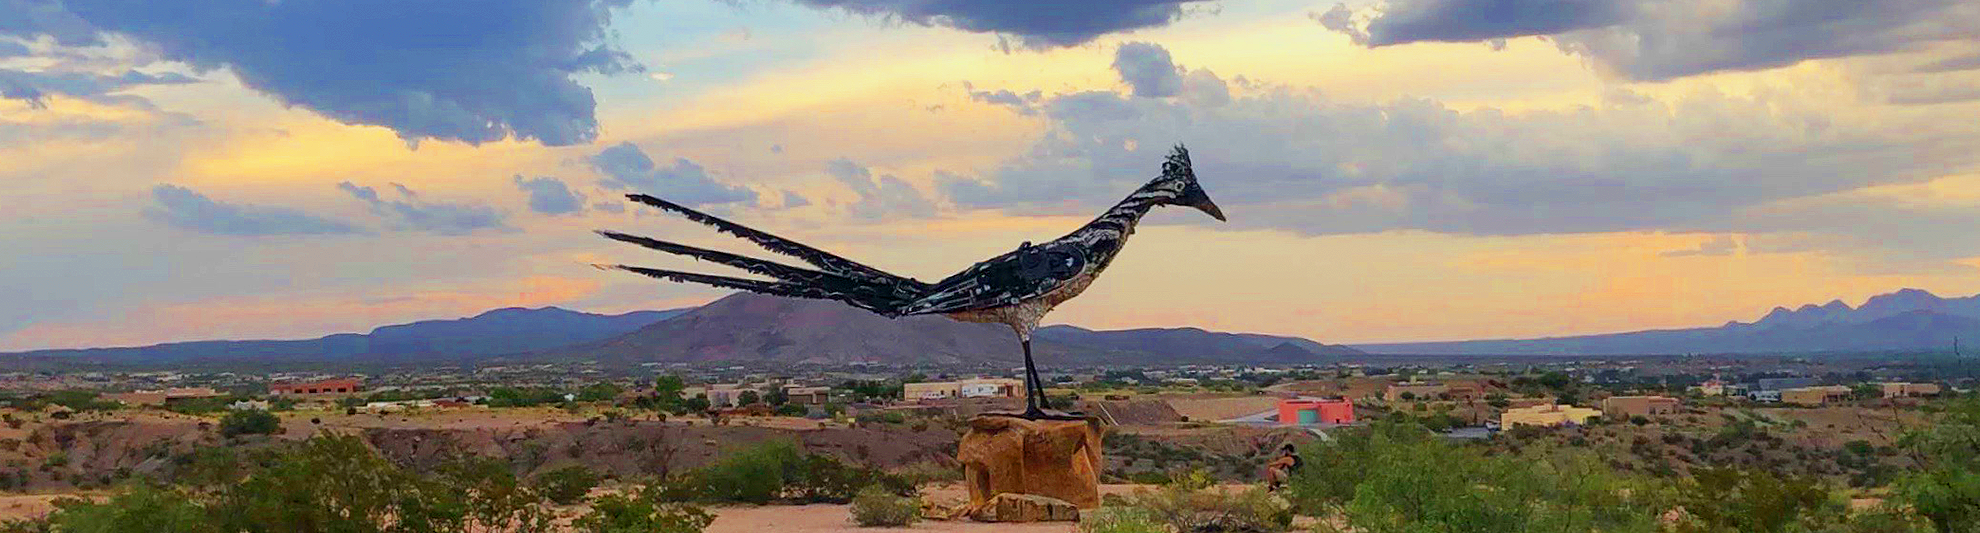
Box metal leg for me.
[1021,339,1045,417]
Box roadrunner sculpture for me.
[596,145,1225,419]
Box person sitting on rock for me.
[1265,443,1302,492]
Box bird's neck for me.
[1082,183,1178,235]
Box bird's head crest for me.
[1160,144,1193,182]
[1151,143,1224,222]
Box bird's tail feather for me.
[596,230,853,287]
[593,264,904,316]
[623,194,922,288]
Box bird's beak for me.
[1193,198,1227,222]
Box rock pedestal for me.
[956,415,1102,514]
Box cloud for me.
[0,40,27,57]
[1320,0,1980,81]
[782,189,812,208]
[786,0,1210,49]
[338,182,512,235]
[826,158,936,220]
[1112,42,1184,97]
[1356,0,1628,47]
[588,142,758,206]
[965,83,1043,114]
[0,68,198,108]
[3,0,641,146]
[143,184,364,236]
[1661,235,1739,257]
[1917,53,1980,73]
[934,73,1980,245]
[511,175,585,216]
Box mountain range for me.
[4,307,690,366]
[3,293,1361,366]
[537,293,1363,365]
[1360,288,1980,355]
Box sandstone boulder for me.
[956,415,1102,510]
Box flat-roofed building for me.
[783,386,832,405]
[269,378,363,397]
[1880,382,1942,398]
[1601,396,1679,419]
[1277,398,1355,425]
[107,387,226,406]
[1500,404,1602,428]
[905,378,1025,401]
[1781,385,1853,406]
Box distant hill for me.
[1034,325,1363,363]
[1359,288,1980,355]
[4,307,689,365]
[546,293,1357,365]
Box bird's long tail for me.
[595,194,927,316]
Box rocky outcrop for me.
[956,416,1102,511]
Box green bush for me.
[217,409,279,437]
[1078,505,1167,533]
[533,465,602,505]
[659,440,912,505]
[31,483,216,533]
[573,484,712,533]
[1129,484,1292,533]
[848,485,920,527]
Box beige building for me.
[1781,385,1853,406]
[783,386,833,405]
[903,378,1025,401]
[106,387,225,407]
[1601,396,1680,419]
[1500,404,1602,428]
[1880,382,1942,398]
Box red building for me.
[269,378,364,397]
[1277,398,1355,425]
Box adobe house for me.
[1277,397,1355,425]
[268,377,364,397]
[1600,395,1679,419]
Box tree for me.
[218,409,279,437]
[1891,398,1980,532]
[577,383,624,403]
[738,390,761,406]
[531,466,602,505]
[764,387,789,407]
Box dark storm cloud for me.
[1112,42,1183,97]
[511,175,585,216]
[588,142,758,206]
[0,68,197,108]
[2,0,640,146]
[338,182,512,235]
[825,158,936,221]
[787,0,1209,49]
[144,184,364,236]
[1322,0,1980,81]
[1358,0,1627,46]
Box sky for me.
[4,0,1980,351]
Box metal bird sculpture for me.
[596,145,1226,420]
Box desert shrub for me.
[532,465,602,505]
[1670,468,1844,533]
[1078,505,1167,533]
[217,409,279,437]
[891,461,964,486]
[34,482,216,533]
[1130,484,1292,533]
[848,485,920,527]
[775,403,807,417]
[667,440,910,504]
[573,483,713,533]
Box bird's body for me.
[598,145,1224,419]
